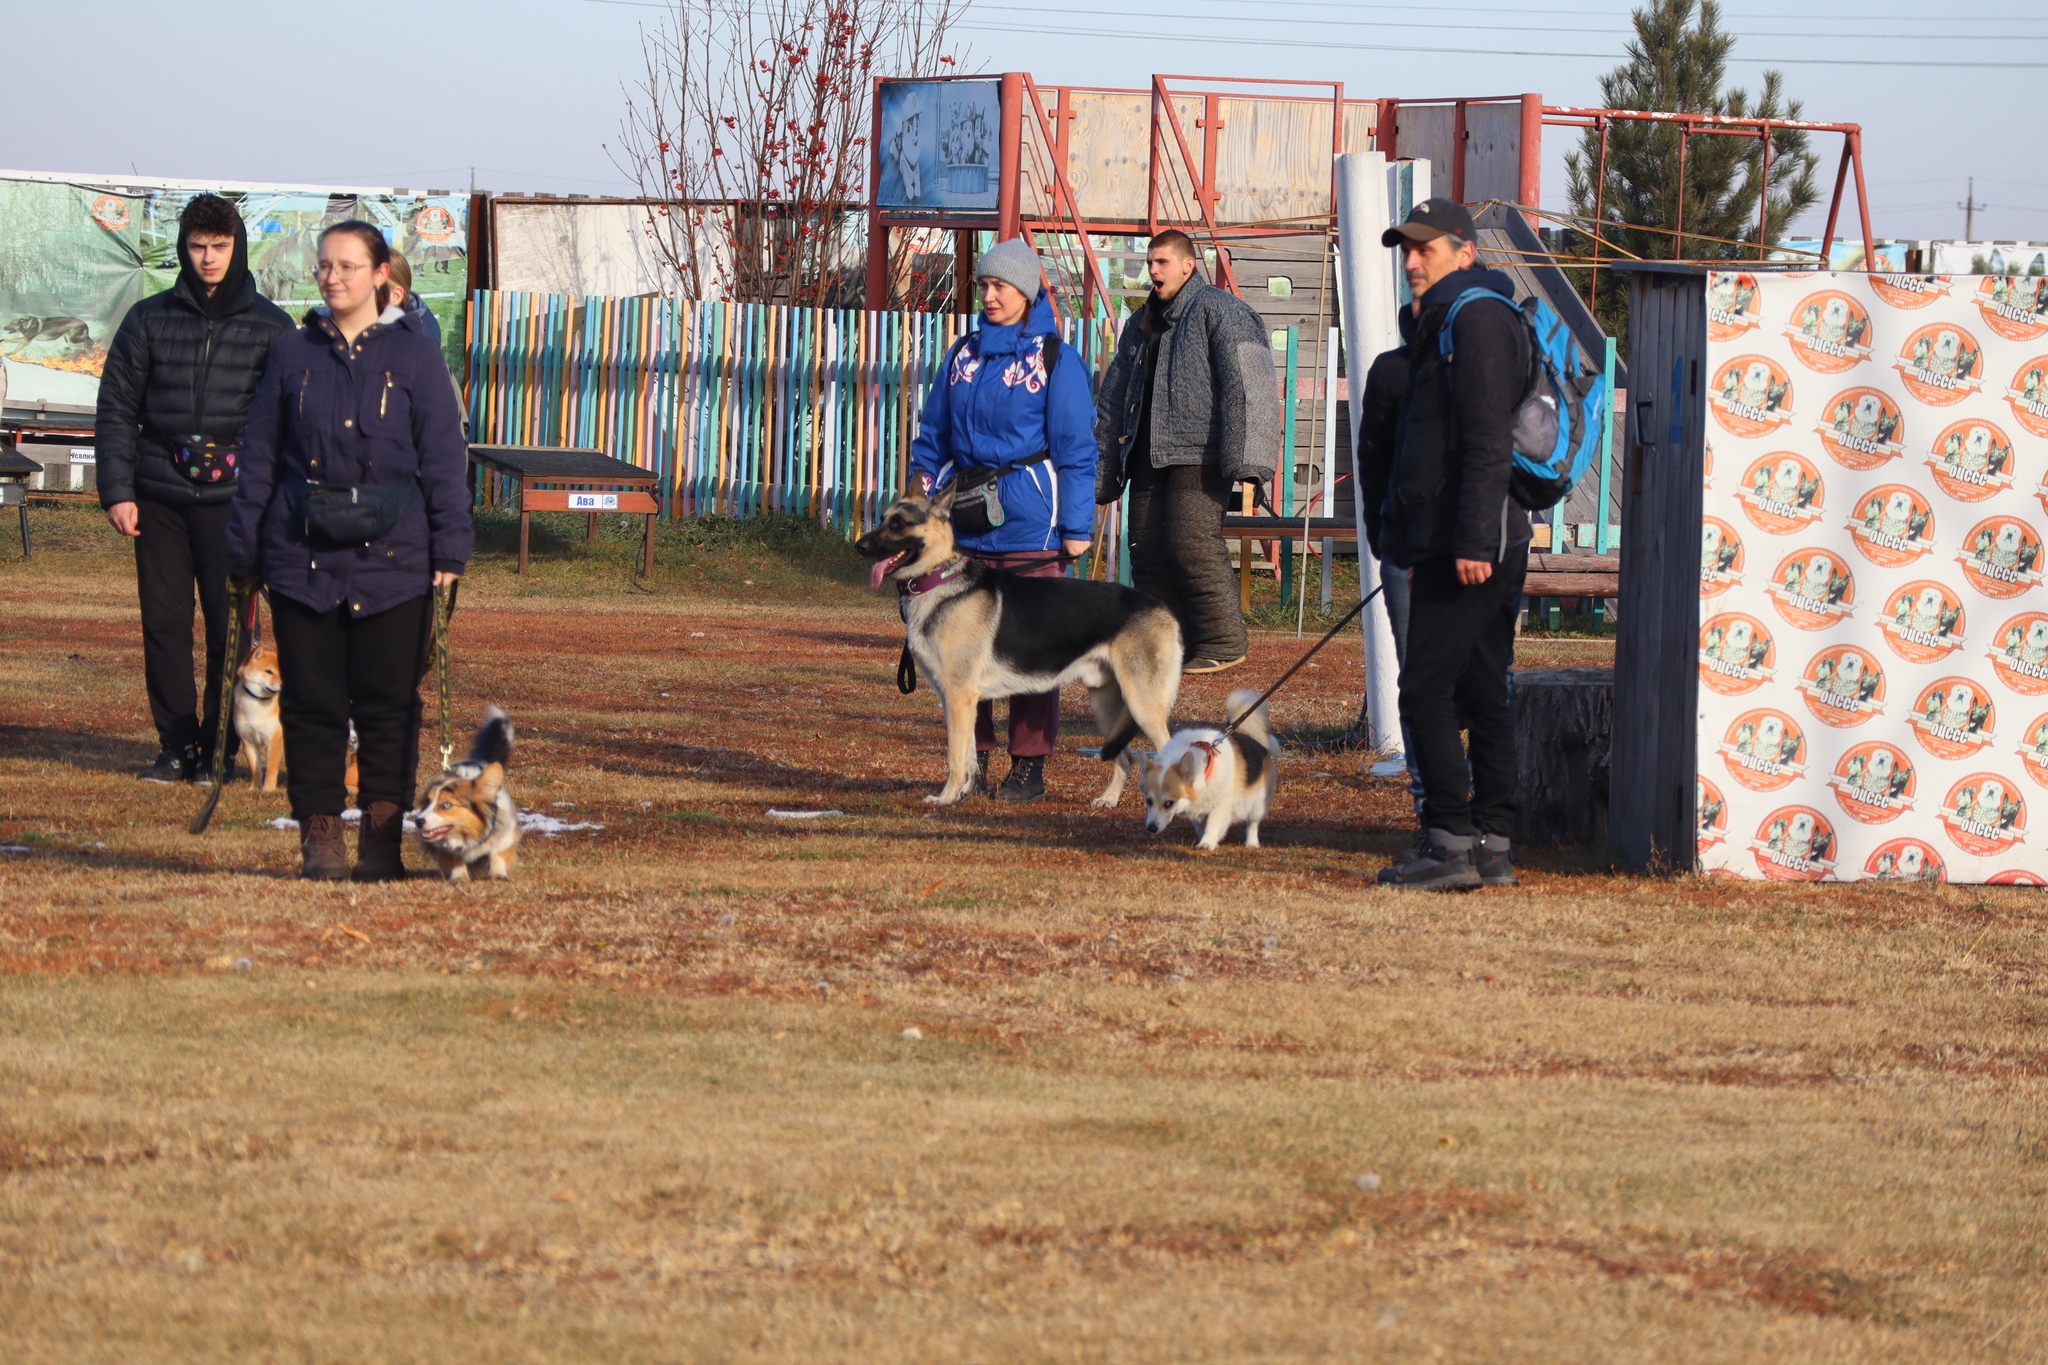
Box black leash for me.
[1215,582,1387,742]
[189,579,254,835]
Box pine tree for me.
[1565,0,1820,349]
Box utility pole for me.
[1960,177,1985,241]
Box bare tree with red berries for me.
[613,0,967,307]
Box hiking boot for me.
[968,749,994,798]
[1184,653,1247,675]
[1376,828,1482,891]
[351,801,408,883]
[299,814,349,881]
[993,754,1047,803]
[1476,832,1516,887]
[138,745,198,784]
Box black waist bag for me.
[285,479,416,546]
[951,451,1050,538]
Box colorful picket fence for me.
[466,291,1123,533]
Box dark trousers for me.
[969,551,1063,757]
[1397,549,1527,837]
[270,592,434,821]
[133,498,234,755]
[1126,459,1245,660]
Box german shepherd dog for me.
[413,708,519,881]
[854,484,1182,806]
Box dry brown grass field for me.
[1,505,2043,1363]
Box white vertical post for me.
[1333,152,1404,754]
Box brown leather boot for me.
[352,801,408,883]
[299,814,349,881]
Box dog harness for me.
[1188,739,1221,780]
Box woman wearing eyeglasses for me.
[225,220,474,880]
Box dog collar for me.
[898,558,966,597]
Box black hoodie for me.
[94,208,293,508]
[1373,265,1533,568]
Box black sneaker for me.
[138,745,197,784]
[993,755,1046,803]
[190,748,236,787]
[1476,832,1516,887]
[1376,828,1483,891]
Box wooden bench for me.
[467,445,661,576]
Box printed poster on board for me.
[1698,267,2048,884]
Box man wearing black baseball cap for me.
[1358,198,1531,891]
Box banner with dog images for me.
[0,173,468,407]
[1698,268,2048,885]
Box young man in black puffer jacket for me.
[1360,199,1531,891]
[96,195,292,783]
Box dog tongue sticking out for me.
[869,551,907,591]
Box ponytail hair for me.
[319,220,394,311]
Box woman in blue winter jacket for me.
[225,221,474,881]
[908,238,1098,802]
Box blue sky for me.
[11,0,2045,241]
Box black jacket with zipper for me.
[1374,266,1532,569]
[94,270,293,509]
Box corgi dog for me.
[413,708,519,881]
[232,644,286,791]
[1140,688,1280,850]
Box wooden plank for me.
[520,490,661,515]
[1526,572,1619,598]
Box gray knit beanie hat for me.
[974,237,1041,302]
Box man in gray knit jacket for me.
[1094,231,1280,672]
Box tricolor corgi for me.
[413,708,519,881]
[1140,689,1280,850]
[232,644,285,791]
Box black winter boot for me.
[1376,828,1482,891]
[969,750,993,798]
[993,755,1047,803]
[352,801,409,882]
[1475,832,1516,887]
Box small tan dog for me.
[232,644,286,791]
[1139,689,1280,850]
[413,708,519,881]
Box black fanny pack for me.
[951,451,1050,538]
[166,435,240,486]
[284,479,416,546]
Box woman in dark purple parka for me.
[226,221,473,882]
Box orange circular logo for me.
[1869,275,1952,310]
[1699,613,1776,695]
[1749,805,1837,881]
[1765,547,1853,629]
[1878,580,1965,664]
[1846,483,1934,567]
[1976,275,2048,343]
[1986,868,2046,885]
[1700,517,1745,597]
[1927,418,2017,502]
[2016,712,2048,790]
[1957,514,2045,599]
[1908,676,1997,760]
[1989,612,2048,695]
[1938,773,2027,856]
[1697,775,1728,854]
[1718,708,1808,792]
[1797,644,1886,727]
[2008,357,2048,441]
[90,194,131,232]
[413,204,458,244]
[1736,453,1825,534]
[1709,355,1795,437]
[1706,272,1764,341]
[1785,289,1874,373]
[1816,387,1905,470]
[1828,740,1917,824]
[1863,838,1945,882]
[1894,322,1985,405]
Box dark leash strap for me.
[898,644,918,695]
[433,581,458,768]
[188,578,252,835]
[1215,581,1388,743]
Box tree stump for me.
[1513,667,1614,847]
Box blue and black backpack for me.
[1437,288,1608,511]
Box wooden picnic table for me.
[467,445,661,576]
